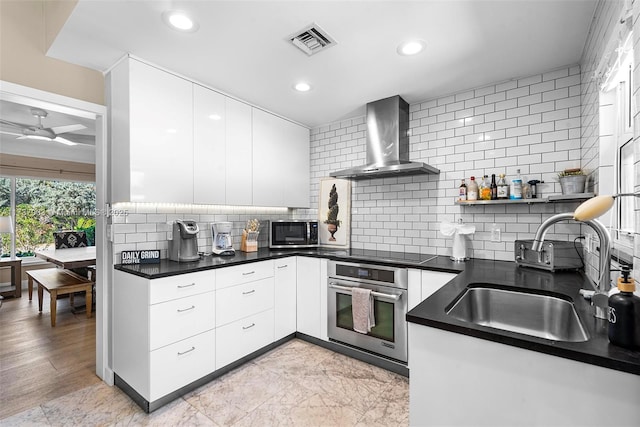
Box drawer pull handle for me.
[277,265,288,269]
[177,305,195,313]
[242,289,256,295]
[242,323,256,330]
[177,346,195,356]
[242,271,255,276]
[177,282,196,289]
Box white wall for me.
[308,66,586,261]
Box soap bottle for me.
[608,265,640,350]
[467,176,478,201]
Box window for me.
[0,176,96,258]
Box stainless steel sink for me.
[446,285,589,342]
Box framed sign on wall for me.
[318,177,351,248]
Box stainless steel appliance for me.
[168,220,200,262]
[515,239,583,272]
[212,222,235,256]
[269,220,318,249]
[327,260,408,363]
[330,95,440,179]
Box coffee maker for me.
[169,220,200,262]
[212,222,235,256]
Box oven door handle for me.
[328,283,401,301]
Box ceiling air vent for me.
[288,23,336,56]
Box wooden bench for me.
[26,268,93,327]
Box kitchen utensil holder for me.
[240,230,259,252]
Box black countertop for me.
[113,248,458,279]
[113,248,640,376]
[406,258,640,376]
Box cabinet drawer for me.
[150,291,215,350]
[216,260,273,290]
[215,309,274,370]
[216,277,274,327]
[150,271,215,305]
[149,329,215,401]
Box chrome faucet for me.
[531,212,611,319]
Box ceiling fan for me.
[0,107,87,146]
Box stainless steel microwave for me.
[269,220,318,249]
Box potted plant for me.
[324,184,341,241]
[558,168,587,194]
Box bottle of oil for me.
[480,175,492,200]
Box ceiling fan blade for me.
[0,129,24,137]
[53,136,78,146]
[0,118,32,129]
[49,124,87,134]
[17,135,53,142]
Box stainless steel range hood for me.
[330,95,440,179]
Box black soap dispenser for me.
[608,265,640,350]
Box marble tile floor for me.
[1,339,409,426]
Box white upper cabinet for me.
[226,98,253,206]
[252,108,310,208]
[110,57,309,207]
[193,84,226,205]
[110,57,194,204]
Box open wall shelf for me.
[455,193,594,206]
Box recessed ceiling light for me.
[162,10,199,32]
[397,40,426,56]
[209,114,221,120]
[294,82,312,92]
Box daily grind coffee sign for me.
[121,250,161,264]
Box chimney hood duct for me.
[330,95,440,179]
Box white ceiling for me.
[48,0,597,128]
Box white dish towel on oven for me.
[352,287,375,334]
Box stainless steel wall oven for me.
[327,260,408,363]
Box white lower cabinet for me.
[274,258,297,340]
[149,329,216,401]
[216,309,275,370]
[296,257,324,339]
[113,270,216,403]
[421,270,456,300]
[216,278,274,327]
[150,291,215,351]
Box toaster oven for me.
[515,239,584,272]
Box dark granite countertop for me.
[113,248,461,279]
[113,248,640,376]
[406,258,640,376]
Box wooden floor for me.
[0,289,99,420]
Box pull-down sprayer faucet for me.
[531,213,611,319]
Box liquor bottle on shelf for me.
[458,179,467,201]
[497,174,508,199]
[490,174,497,200]
[467,176,478,201]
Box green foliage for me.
[75,217,96,246]
[0,178,97,255]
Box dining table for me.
[33,246,97,311]
[35,246,96,270]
